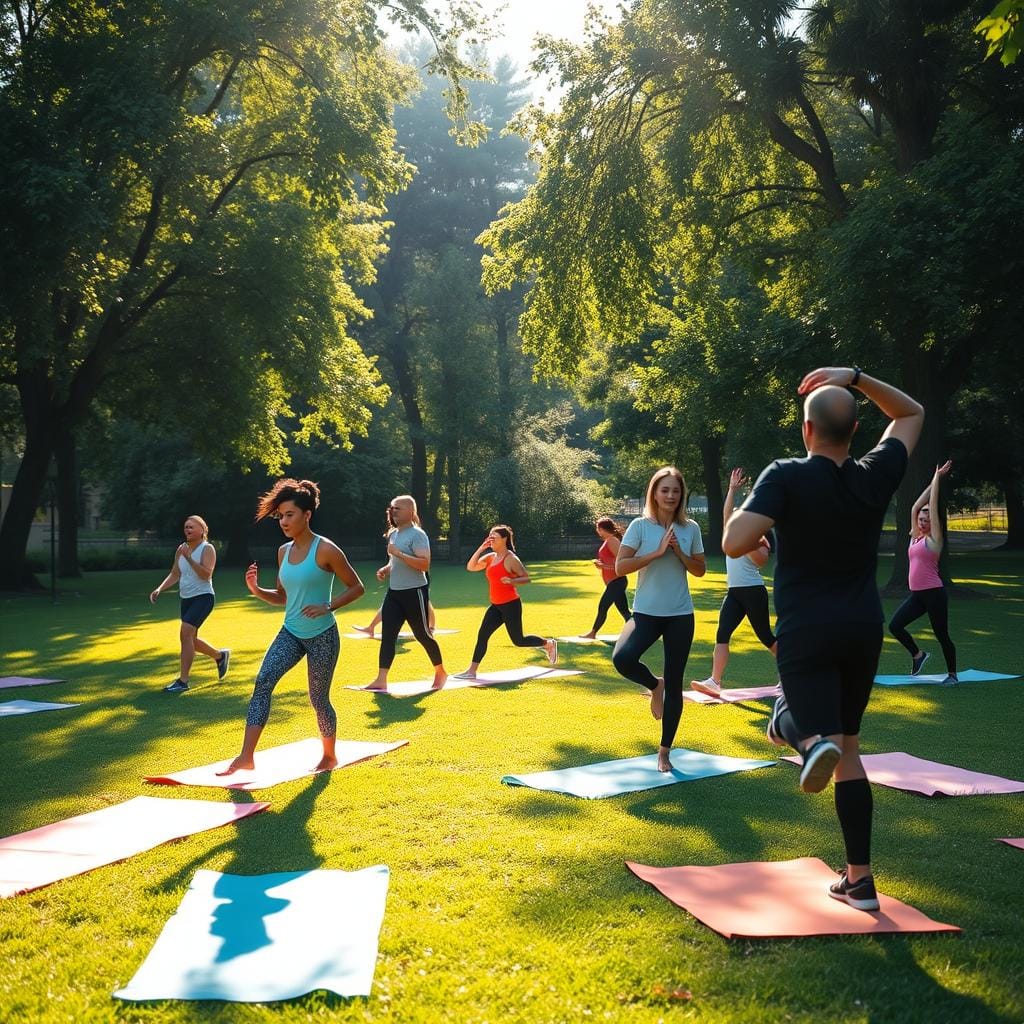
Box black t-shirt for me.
[742,438,908,636]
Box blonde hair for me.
[185,515,209,540]
[644,467,689,525]
[384,494,422,536]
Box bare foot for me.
[580,632,597,640]
[657,749,672,773]
[216,756,254,776]
[353,624,375,636]
[432,672,448,690]
[650,677,665,721]
[364,683,388,692]
[313,755,338,772]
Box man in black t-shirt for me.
[723,366,923,912]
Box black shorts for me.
[180,593,215,628]
[776,622,882,738]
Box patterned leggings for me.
[246,624,340,736]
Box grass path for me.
[1,552,1022,1023]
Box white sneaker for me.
[690,676,721,698]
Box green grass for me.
[1,553,1022,1024]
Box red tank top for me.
[485,554,519,605]
[597,539,618,584]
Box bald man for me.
[724,367,923,912]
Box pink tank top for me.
[597,540,619,584]
[908,537,943,591]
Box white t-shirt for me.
[621,517,704,616]
[726,553,765,589]
[178,541,215,599]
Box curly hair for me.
[255,478,321,521]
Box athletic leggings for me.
[591,576,631,633]
[889,586,956,674]
[612,612,695,749]
[246,624,339,736]
[379,584,442,669]
[472,598,546,663]
[716,585,775,647]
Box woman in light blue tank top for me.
[218,479,365,777]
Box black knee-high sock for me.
[773,702,802,749]
[834,778,873,866]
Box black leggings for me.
[591,576,631,633]
[379,585,442,669]
[889,587,957,674]
[612,612,695,749]
[472,599,545,663]
[716,585,775,647]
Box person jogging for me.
[580,517,631,639]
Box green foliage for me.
[977,0,1024,64]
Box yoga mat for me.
[115,866,388,1002]
[342,629,458,641]
[684,684,781,705]
[346,667,583,698]
[555,634,620,644]
[0,699,79,717]
[626,858,960,938]
[502,749,775,799]
[0,676,64,690]
[874,668,1020,686]
[145,738,408,791]
[997,838,1024,851]
[0,797,268,899]
[781,751,1024,797]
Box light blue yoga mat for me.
[115,867,389,1002]
[874,669,1020,687]
[0,699,79,717]
[502,749,775,799]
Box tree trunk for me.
[1001,478,1024,549]
[698,433,724,555]
[447,445,462,562]
[425,451,446,536]
[55,428,82,577]
[383,330,428,510]
[222,514,253,566]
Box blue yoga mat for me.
[0,700,79,717]
[874,669,1020,687]
[115,867,389,1002]
[502,749,775,799]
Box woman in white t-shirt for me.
[691,468,777,698]
[149,515,229,693]
[613,467,706,772]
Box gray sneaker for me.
[163,679,189,693]
[799,739,841,793]
[217,650,231,680]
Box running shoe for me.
[765,694,789,747]
[217,650,231,680]
[799,738,841,793]
[690,676,721,698]
[911,650,930,676]
[546,639,559,665]
[828,871,880,912]
[941,673,958,686]
[163,679,189,693]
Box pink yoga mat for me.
[997,838,1024,851]
[627,858,960,938]
[782,751,1024,797]
[345,667,582,698]
[0,677,64,690]
[145,738,409,791]
[684,684,781,705]
[0,797,268,899]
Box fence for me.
[946,506,1008,532]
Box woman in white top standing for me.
[149,515,229,693]
[613,467,706,772]
[691,468,777,697]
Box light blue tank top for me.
[279,536,335,639]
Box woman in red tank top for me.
[580,517,631,639]
[454,525,558,678]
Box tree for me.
[977,0,1024,63]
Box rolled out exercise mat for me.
[0,676,64,690]
[502,749,775,799]
[626,858,960,939]
[997,838,1024,851]
[342,629,459,641]
[0,699,79,717]
[781,751,1024,797]
[555,634,620,644]
[115,866,389,1002]
[0,797,268,899]
[146,738,409,791]
[684,684,781,705]
[346,667,583,698]
[874,668,1020,686]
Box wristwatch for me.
[850,366,862,388]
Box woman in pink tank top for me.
[888,461,958,684]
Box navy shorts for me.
[180,594,215,628]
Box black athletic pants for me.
[889,587,957,675]
[379,585,442,669]
[472,598,545,663]
[715,585,775,647]
[591,576,631,633]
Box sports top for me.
[908,536,943,591]
[279,536,336,639]
[485,554,519,605]
[597,539,619,584]
[387,525,430,591]
[725,553,765,589]
[178,541,215,599]
[621,517,704,616]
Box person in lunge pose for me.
[219,479,364,775]
[612,467,706,773]
[580,517,631,639]
[365,495,447,692]
[149,515,229,693]
[889,461,957,685]
[691,469,776,698]
[455,525,557,678]
[724,366,923,911]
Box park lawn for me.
[0,551,1022,1024]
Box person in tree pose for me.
[149,515,229,693]
[364,495,447,692]
[612,467,706,772]
[724,366,923,912]
[219,479,364,775]
[888,461,957,684]
[455,525,558,678]
[579,517,631,639]
[691,469,776,698]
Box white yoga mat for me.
[0,700,79,717]
[346,667,583,698]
